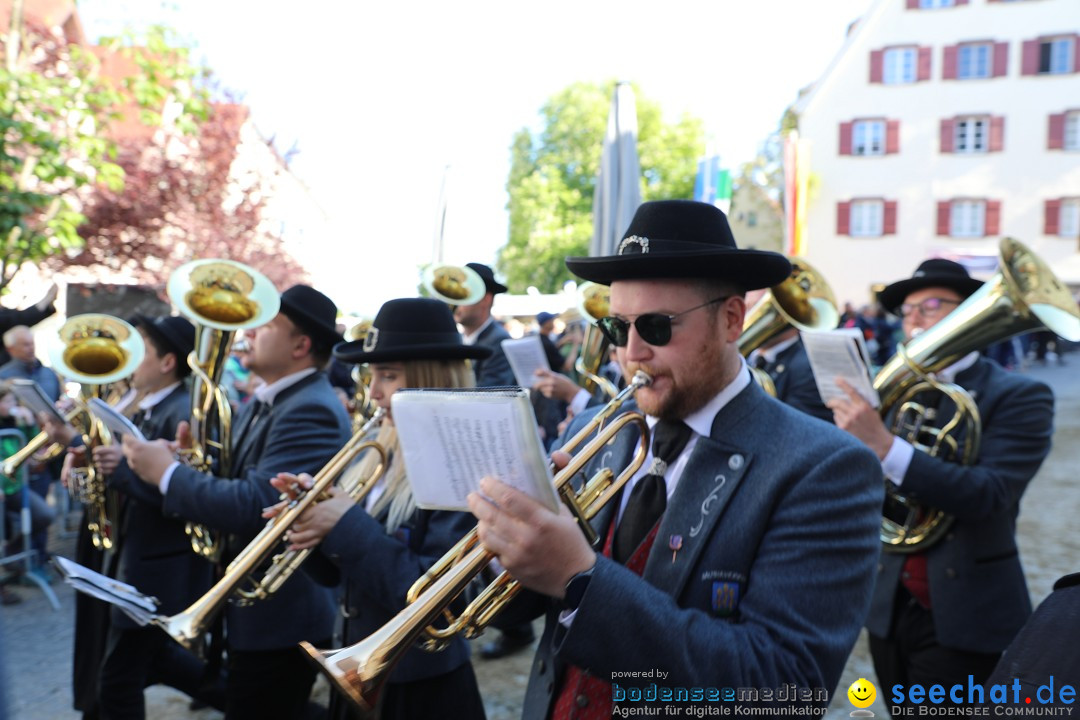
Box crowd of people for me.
[0,199,1075,720]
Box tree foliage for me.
[500,81,704,293]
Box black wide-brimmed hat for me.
[565,200,791,289]
[333,298,493,364]
[133,314,196,360]
[279,285,343,350]
[876,258,984,316]
[466,263,508,295]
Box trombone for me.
[300,371,653,714]
[153,410,388,655]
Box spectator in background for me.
[456,263,515,387]
[0,283,58,367]
[0,326,62,402]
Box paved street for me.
[1,359,1076,719]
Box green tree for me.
[500,81,704,293]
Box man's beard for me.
[623,362,727,421]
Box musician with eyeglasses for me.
[266,298,487,720]
[468,200,884,716]
[122,286,352,720]
[827,258,1055,711]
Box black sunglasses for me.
[596,296,731,347]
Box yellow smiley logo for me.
[847,678,877,709]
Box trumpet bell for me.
[167,258,280,331]
[422,263,486,306]
[50,314,145,385]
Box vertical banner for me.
[694,156,732,214]
[783,132,809,256]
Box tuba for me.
[299,371,653,714]
[422,263,486,307]
[48,314,145,550]
[877,237,1080,552]
[154,409,388,655]
[738,257,839,396]
[574,282,619,399]
[347,319,379,430]
[167,259,280,560]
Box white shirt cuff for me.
[881,437,914,487]
[158,460,181,495]
[568,388,591,416]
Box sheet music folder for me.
[391,386,559,513]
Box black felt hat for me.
[565,200,791,290]
[133,314,196,360]
[876,258,984,316]
[465,263,508,295]
[279,285,343,351]
[332,298,493,364]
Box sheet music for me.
[88,397,145,441]
[54,556,159,626]
[8,379,65,424]
[391,387,558,512]
[500,335,551,388]
[800,328,881,408]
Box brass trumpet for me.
[167,258,280,560]
[300,371,653,713]
[154,409,388,655]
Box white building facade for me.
[794,0,1080,307]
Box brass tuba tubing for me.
[153,409,388,655]
[301,371,653,713]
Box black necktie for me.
[234,399,268,451]
[754,354,769,371]
[613,419,694,564]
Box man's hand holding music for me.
[533,369,584,403]
[92,445,123,476]
[828,378,895,460]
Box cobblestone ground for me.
[1,360,1076,719]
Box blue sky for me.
[77,0,872,315]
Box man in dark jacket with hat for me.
[468,200,883,716]
[828,258,1056,711]
[123,286,352,719]
[85,313,223,718]
[456,262,515,388]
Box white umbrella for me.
[590,82,642,257]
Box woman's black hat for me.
[279,285,343,350]
[466,263,508,295]
[876,258,984,316]
[333,298,493,364]
[565,200,791,290]
[132,314,196,360]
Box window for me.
[853,120,885,155]
[1041,37,1074,74]
[957,44,991,79]
[955,118,987,152]
[1067,112,1080,150]
[951,201,986,237]
[1062,200,1080,237]
[919,0,955,6]
[884,48,917,84]
[851,201,884,237]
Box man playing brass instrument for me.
[123,285,352,719]
[469,200,884,716]
[829,259,1055,711]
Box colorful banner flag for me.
[694,156,731,214]
[783,132,810,256]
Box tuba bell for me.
[167,259,280,559]
[574,282,619,399]
[48,314,145,550]
[876,237,1080,552]
[422,263,486,307]
[738,257,839,395]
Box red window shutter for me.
[989,116,1005,152]
[906,0,919,8]
[943,45,958,80]
[837,202,851,236]
[885,120,900,154]
[993,42,1009,77]
[937,201,951,235]
[870,50,884,83]
[1048,113,1066,150]
[940,118,956,153]
[918,46,932,81]
[1045,199,1061,235]
[839,122,854,155]
[1021,39,1040,75]
[985,200,1001,236]
[955,0,969,5]
[884,201,898,235]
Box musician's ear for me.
[161,351,178,376]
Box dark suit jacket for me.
[163,371,352,652]
[518,379,883,717]
[106,384,213,630]
[472,320,515,387]
[764,339,833,423]
[867,357,1053,654]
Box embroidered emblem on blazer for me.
[689,475,727,538]
[712,581,740,617]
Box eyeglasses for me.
[898,297,961,318]
[596,296,731,347]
